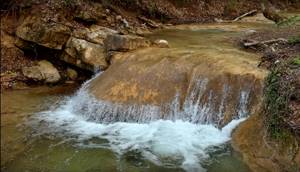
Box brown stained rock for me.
[16,16,71,50]
[87,47,266,124]
[104,34,151,52]
[62,37,108,71]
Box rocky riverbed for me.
[1,1,300,172]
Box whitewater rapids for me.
[32,74,247,171]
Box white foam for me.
[33,99,246,171]
[29,72,248,171]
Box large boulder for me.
[62,37,108,71]
[84,47,267,125]
[16,16,71,50]
[22,60,61,83]
[104,34,151,51]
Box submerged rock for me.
[62,37,108,71]
[16,16,71,50]
[22,60,61,83]
[104,34,151,51]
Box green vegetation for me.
[264,55,300,140]
[278,15,300,27]
[292,56,300,66]
[288,35,300,44]
[264,67,291,139]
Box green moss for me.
[288,35,300,44]
[278,15,300,27]
[292,56,300,66]
[264,66,292,140]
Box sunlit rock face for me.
[77,45,266,126]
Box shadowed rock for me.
[16,16,71,50]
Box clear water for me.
[1,86,250,172]
[1,23,272,172]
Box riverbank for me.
[1,0,299,89]
[232,23,300,172]
[1,1,300,172]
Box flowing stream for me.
[1,23,271,172]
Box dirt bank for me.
[233,23,300,172]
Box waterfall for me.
[69,73,255,126]
[31,70,261,172]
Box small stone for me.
[67,68,78,80]
[275,60,280,64]
[244,29,257,36]
[154,39,170,48]
[214,18,223,23]
[116,15,122,20]
[121,18,129,28]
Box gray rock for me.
[104,34,151,52]
[22,60,61,83]
[62,37,108,71]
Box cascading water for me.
[69,72,258,125]
[35,72,251,171]
[29,25,267,172]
